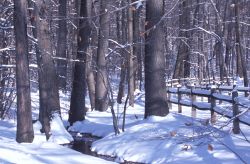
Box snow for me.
[0,87,250,163]
[192,89,211,96]
[0,91,115,164]
[87,111,250,163]
[0,119,115,164]
[212,93,232,102]
[69,92,250,164]
[48,113,74,144]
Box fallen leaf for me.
[170,131,177,137]
[208,144,213,151]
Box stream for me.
[64,132,143,164]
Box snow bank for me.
[48,113,74,144]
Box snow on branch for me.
[0,47,15,52]
[0,26,13,30]
[142,0,180,36]
[195,26,221,41]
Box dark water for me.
[64,132,116,162]
[64,132,143,164]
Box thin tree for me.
[14,0,34,143]
[117,0,127,104]
[95,0,110,111]
[233,0,248,87]
[144,0,169,118]
[56,0,67,89]
[173,0,191,79]
[69,0,92,125]
[212,0,225,82]
[128,0,135,107]
[133,0,143,90]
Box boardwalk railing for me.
[166,83,250,134]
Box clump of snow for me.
[134,89,141,95]
[211,85,217,89]
[69,116,115,137]
[48,113,73,144]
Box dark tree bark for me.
[95,0,110,111]
[117,0,127,104]
[69,0,92,124]
[214,0,225,82]
[193,0,205,80]
[144,0,169,118]
[173,0,191,79]
[225,1,234,77]
[56,0,67,89]
[233,0,248,87]
[14,0,34,143]
[117,59,126,104]
[133,0,143,90]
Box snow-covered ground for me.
[69,92,250,164]
[0,119,116,163]
[0,88,250,163]
[0,91,115,164]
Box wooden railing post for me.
[219,82,222,104]
[177,84,182,113]
[210,86,217,124]
[191,84,196,118]
[232,87,240,134]
[167,84,172,110]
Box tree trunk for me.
[69,0,92,124]
[133,0,143,90]
[0,34,9,118]
[86,47,96,110]
[56,0,67,90]
[128,0,134,107]
[117,59,126,104]
[14,0,34,143]
[225,1,234,77]
[173,0,191,79]
[233,0,248,87]
[214,0,225,82]
[32,0,61,139]
[95,0,110,111]
[145,0,169,118]
[117,0,127,104]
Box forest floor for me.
[0,89,249,163]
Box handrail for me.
[166,84,250,133]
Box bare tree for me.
[128,0,134,107]
[32,0,61,139]
[173,0,191,79]
[14,0,34,143]
[144,0,169,118]
[233,0,248,87]
[95,0,110,111]
[56,0,68,89]
[69,0,92,124]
